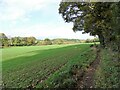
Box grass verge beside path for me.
[95,49,120,88]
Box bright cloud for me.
[0,0,94,40]
[4,23,94,40]
[0,0,55,21]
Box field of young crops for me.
[2,44,96,88]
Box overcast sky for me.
[0,0,94,40]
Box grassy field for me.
[2,44,96,88]
[2,44,76,61]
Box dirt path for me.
[77,48,100,88]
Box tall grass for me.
[95,49,120,88]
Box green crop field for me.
[2,44,96,88]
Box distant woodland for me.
[0,33,99,47]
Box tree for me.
[0,33,9,47]
[42,38,52,45]
[53,39,64,45]
[26,37,36,46]
[59,1,119,49]
[85,39,92,43]
[12,37,21,46]
[21,37,27,46]
[111,2,120,52]
[10,36,36,46]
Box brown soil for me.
[76,47,100,88]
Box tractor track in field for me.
[76,47,100,88]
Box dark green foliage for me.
[59,1,120,50]
[59,1,120,88]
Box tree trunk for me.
[98,34,105,48]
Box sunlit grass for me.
[2,44,93,88]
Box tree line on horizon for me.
[0,33,37,47]
[0,33,99,47]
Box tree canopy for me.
[0,33,9,47]
[59,1,120,51]
[0,33,37,47]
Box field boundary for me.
[76,47,100,88]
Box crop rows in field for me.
[2,44,91,88]
[39,47,96,88]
